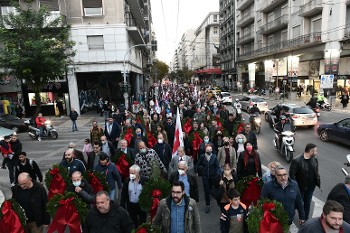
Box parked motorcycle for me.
[25,119,58,140]
[273,122,295,162]
[250,113,261,134]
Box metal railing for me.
[238,31,254,43]
[299,0,323,15]
[261,14,288,33]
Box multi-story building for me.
[0,0,154,115]
[172,12,221,85]
[219,0,235,89]
[236,0,350,98]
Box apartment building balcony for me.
[237,10,255,27]
[126,15,145,45]
[221,54,234,62]
[299,0,323,17]
[238,31,255,44]
[260,15,288,35]
[237,32,322,60]
[237,0,254,11]
[125,0,145,28]
[260,0,288,13]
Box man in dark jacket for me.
[289,143,320,220]
[240,123,258,150]
[61,142,87,167]
[117,139,135,163]
[12,172,50,232]
[67,171,94,205]
[164,116,175,148]
[261,165,305,225]
[8,134,22,185]
[16,152,43,183]
[60,149,86,175]
[104,117,121,148]
[100,136,116,157]
[85,191,134,233]
[153,134,172,171]
[87,142,102,170]
[169,160,199,202]
[327,175,350,224]
[69,107,79,131]
[298,200,350,233]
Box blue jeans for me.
[109,188,117,202]
[300,186,315,220]
[202,177,214,206]
[39,126,45,136]
[72,120,78,131]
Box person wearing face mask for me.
[236,141,262,179]
[67,171,94,205]
[153,134,172,171]
[169,147,194,176]
[199,135,216,158]
[169,161,199,202]
[94,153,122,203]
[196,144,221,213]
[289,143,320,221]
[212,164,238,212]
[234,134,247,155]
[134,141,167,179]
[130,128,147,153]
[120,165,148,227]
[100,135,115,157]
[217,137,237,170]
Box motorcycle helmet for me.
[235,99,239,102]
[280,115,286,121]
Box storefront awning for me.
[195,68,222,75]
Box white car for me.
[240,95,269,112]
[221,92,233,104]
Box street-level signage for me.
[320,74,334,88]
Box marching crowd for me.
[0,84,350,233]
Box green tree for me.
[0,1,75,113]
[152,60,169,82]
[176,66,193,83]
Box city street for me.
[0,99,349,232]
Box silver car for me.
[240,95,269,112]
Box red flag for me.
[183,118,192,134]
[172,107,184,158]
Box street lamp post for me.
[123,43,152,110]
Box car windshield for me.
[293,107,314,114]
[252,98,265,102]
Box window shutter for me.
[82,0,102,8]
[40,0,59,11]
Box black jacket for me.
[10,139,22,160]
[84,204,134,233]
[289,154,320,191]
[237,151,262,178]
[67,178,95,205]
[327,183,350,224]
[169,171,199,202]
[105,122,121,142]
[12,181,50,227]
[196,153,220,179]
[120,176,148,208]
[153,142,172,169]
[69,110,79,120]
[15,158,43,182]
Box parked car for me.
[264,103,318,128]
[220,92,232,104]
[240,95,269,112]
[317,118,350,146]
[0,114,28,132]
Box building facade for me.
[219,0,236,89]
[235,0,350,98]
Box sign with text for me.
[320,75,334,88]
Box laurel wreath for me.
[0,199,27,229]
[45,164,71,189]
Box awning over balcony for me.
[195,68,222,75]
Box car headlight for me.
[45,120,51,125]
[255,118,261,123]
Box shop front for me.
[0,76,22,116]
[22,82,69,117]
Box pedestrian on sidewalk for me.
[69,107,79,131]
[340,91,349,108]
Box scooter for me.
[25,119,58,140]
[250,113,261,134]
[273,123,295,162]
[317,99,332,111]
[305,102,321,119]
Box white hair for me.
[129,164,141,173]
[178,160,188,168]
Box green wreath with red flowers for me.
[188,130,205,143]
[45,164,71,189]
[111,150,133,166]
[235,175,263,195]
[84,170,110,192]
[132,223,161,233]
[247,198,289,233]
[0,199,27,229]
[47,192,88,224]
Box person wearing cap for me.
[327,175,350,224]
[94,152,122,202]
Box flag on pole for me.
[172,107,184,158]
[155,97,161,114]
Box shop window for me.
[87,35,104,50]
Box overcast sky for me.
[150,0,219,65]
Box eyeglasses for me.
[276,173,288,177]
